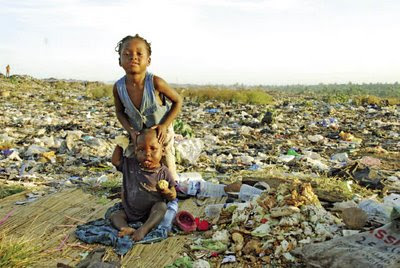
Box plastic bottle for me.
[198,181,227,198]
[158,199,179,231]
[177,176,228,198]
[238,184,263,201]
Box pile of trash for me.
[187,181,341,266]
[172,177,400,267]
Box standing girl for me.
[113,34,182,180]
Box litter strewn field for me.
[0,74,399,267]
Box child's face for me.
[120,39,150,74]
[135,131,163,169]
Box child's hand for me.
[157,180,169,191]
[151,124,167,144]
[157,185,177,201]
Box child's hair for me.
[115,34,152,56]
[137,128,156,139]
[136,128,166,146]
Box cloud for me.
[176,0,323,13]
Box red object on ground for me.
[195,217,210,231]
[175,210,197,233]
[210,252,218,257]
[261,218,268,224]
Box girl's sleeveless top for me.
[115,72,170,131]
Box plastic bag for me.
[175,138,204,164]
[294,220,400,268]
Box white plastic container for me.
[198,181,227,198]
[238,184,263,201]
[176,172,204,196]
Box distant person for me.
[110,129,177,241]
[113,34,182,181]
[5,65,10,77]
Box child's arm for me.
[158,185,177,201]
[152,76,183,143]
[113,84,138,141]
[111,145,123,167]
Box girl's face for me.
[120,39,151,74]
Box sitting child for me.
[110,128,177,241]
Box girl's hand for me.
[129,129,139,146]
[151,124,167,144]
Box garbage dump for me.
[0,75,399,267]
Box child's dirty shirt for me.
[117,157,176,222]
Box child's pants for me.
[124,125,178,181]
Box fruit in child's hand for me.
[158,180,169,190]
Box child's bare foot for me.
[118,227,135,237]
[131,227,148,241]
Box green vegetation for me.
[174,119,194,138]
[266,82,400,98]
[100,176,122,191]
[0,185,25,199]
[96,196,109,205]
[0,231,40,268]
[178,88,274,104]
[176,82,399,105]
[268,82,400,105]
[88,175,122,198]
[2,75,398,106]
[86,83,113,99]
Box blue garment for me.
[75,218,133,255]
[75,201,177,255]
[115,72,170,131]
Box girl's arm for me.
[113,84,138,141]
[111,145,123,167]
[152,76,183,143]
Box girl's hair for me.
[115,34,152,56]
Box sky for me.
[0,0,399,85]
